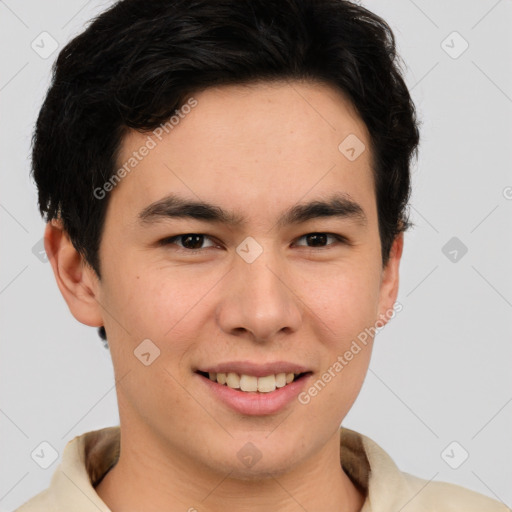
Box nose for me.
[216,246,302,343]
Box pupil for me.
[180,234,328,249]
[307,233,327,247]
[183,234,203,249]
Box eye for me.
[293,232,349,248]
[158,232,350,253]
[159,233,219,251]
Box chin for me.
[233,436,303,475]
[219,455,298,481]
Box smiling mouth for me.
[196,370,311,393]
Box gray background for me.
[1,0,511,510]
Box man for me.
[17,0,509,511]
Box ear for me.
[376,232,404,326]
[44,219,104,327]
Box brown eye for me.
[160,234,217,250]
[294,233,348,248]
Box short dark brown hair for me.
[31,0,420,342]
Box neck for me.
[95,426,365,512]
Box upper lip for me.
[196,361,312,378]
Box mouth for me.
[194,366,315,415]
[195,370,312,393]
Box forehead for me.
[109,79,375,226]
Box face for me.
[53,79,402,479]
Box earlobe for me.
[44,220,104,327]
[376,233,404,326]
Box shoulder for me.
[400,471,510,511]
[14,427,118,512]
[349,430,510,512]
[14,488,53,512]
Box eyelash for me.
[158,232,351,253]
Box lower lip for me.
[196,372,313,416]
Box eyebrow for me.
[138,192,367,229]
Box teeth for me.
[275,373,287,388]
[257,374,277,392]
[206,371,301,392]
[226,372,240,389]
[240,375,258,392]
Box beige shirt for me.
[15,426,509,511]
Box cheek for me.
[299,259,381,340]
[297,260,379,406]
[101,264,218,366]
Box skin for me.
[45,79,403,512]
